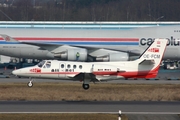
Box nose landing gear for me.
[27,81,33,87]
[27,78,33,87]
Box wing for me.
[66,72,98,82]
[0,34,60,49]
[72,45,141,56]
[1,34,140,56]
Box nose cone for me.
[12,69,21,76]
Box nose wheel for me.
[82,84,89,90]
[27,81,33,87]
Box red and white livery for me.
[12,39,168,90]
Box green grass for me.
[0,114,128,120]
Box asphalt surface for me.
[0,68,180,119]
[0,101,180,114]
[127,114,180,120]
[1,78,180,85]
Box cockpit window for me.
[45,61,51,68]
[37,60,46,68]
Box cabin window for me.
[73,65,76,69]
[61,64,64,68]
[67,64,71,68]
[51,69,54,72]
[79,65,82,69]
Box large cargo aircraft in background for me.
[12,39,168,89]
[0,25,179,61]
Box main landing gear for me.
[82,84,90,90]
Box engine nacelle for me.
[54,48,88,61]
[96,52,129,62]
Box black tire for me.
[82,84,89,90]
[27,82,33,87]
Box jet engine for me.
[95,52,129,62]
[54,48,88,61]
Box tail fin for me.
[138,38,167,66]
[0,34,19,42]
[133,39,168,78]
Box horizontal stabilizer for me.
[139,59,155,65]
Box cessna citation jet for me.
[12,39,167,90]
[0,25,179,61]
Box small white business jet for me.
[12,39,167,90]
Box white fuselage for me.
[12,60,157,81]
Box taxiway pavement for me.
[0,101,180,114]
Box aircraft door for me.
[59,63,66,78]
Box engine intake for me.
[54,48,88,61]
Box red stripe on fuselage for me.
[0,37,139,41]
[117,65,160,78]
[27,65,160,78]
[29,72,80,74]
[93,71,118,75]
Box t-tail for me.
[135,38,168,78]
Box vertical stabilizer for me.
[0,34,18,42]
[132,38,168,78]
[138,38,168,66]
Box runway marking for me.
[0,112,180,114]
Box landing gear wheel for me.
[82,84,89,90]
[27,81,33,87]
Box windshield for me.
[37,60,46,68]
[45,61,51,68]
